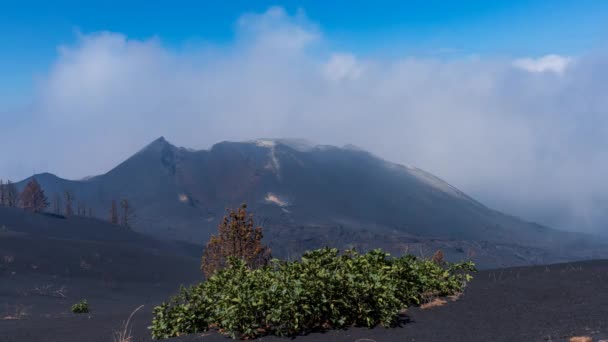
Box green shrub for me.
[150,248,475,340]
[71,299,89,314]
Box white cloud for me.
[323,53,364,81]
[237,6,319,52]
[513,54,573,74]
[2,7,608,235]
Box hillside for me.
[0,206,201,341]
[16,137,608,267]
[1,207,605,341]
[0,206,201,282]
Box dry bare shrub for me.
[431,250,444,264]
[2,304,29,320]
[447,293,462,302]
[1,255,14,270]
[30,284,67,298]
[466,247,477,259]
[420,298,447,310]
[0,256,11,272]
[80,259,92,270]
[113,305,144,342]
[570,337,592,342]
[201,204,271,278]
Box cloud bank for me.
[2,7,608,234]
[513,54,573,74]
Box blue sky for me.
[2,0,607,107]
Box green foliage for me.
[71,299,89,314]
[150,248,475,340]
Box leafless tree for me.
[110,200,118,224]
[77,201,86,216]
[64,191,74,217]
[20,179,48,212]
[52,193,62,214]
[201,204,271,278]
[120,199,135,228]
[0,179,5,206]
[5,181,19,208]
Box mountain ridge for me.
[15,137,608,268]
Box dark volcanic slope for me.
[2,260,607,342]
[1,205,606,342]
[0,207,201,341]
[16,137,608,267]
[0,206,201,281]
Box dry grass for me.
[1,254,15,271]
[570,337,592,342]
[1,304,29,320]
[2,255,14,264]
[418,289,464,310]
[112,305,144,342]
[447,293,462,302]
[80,258,92,270]
[420,298,447,310]
[28,284,68,298]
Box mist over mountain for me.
[2,7,608,237]
[17,137,608,268]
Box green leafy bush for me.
[71,299,89,314]
[150,248,475,340]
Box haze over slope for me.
[17,137,608,268]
